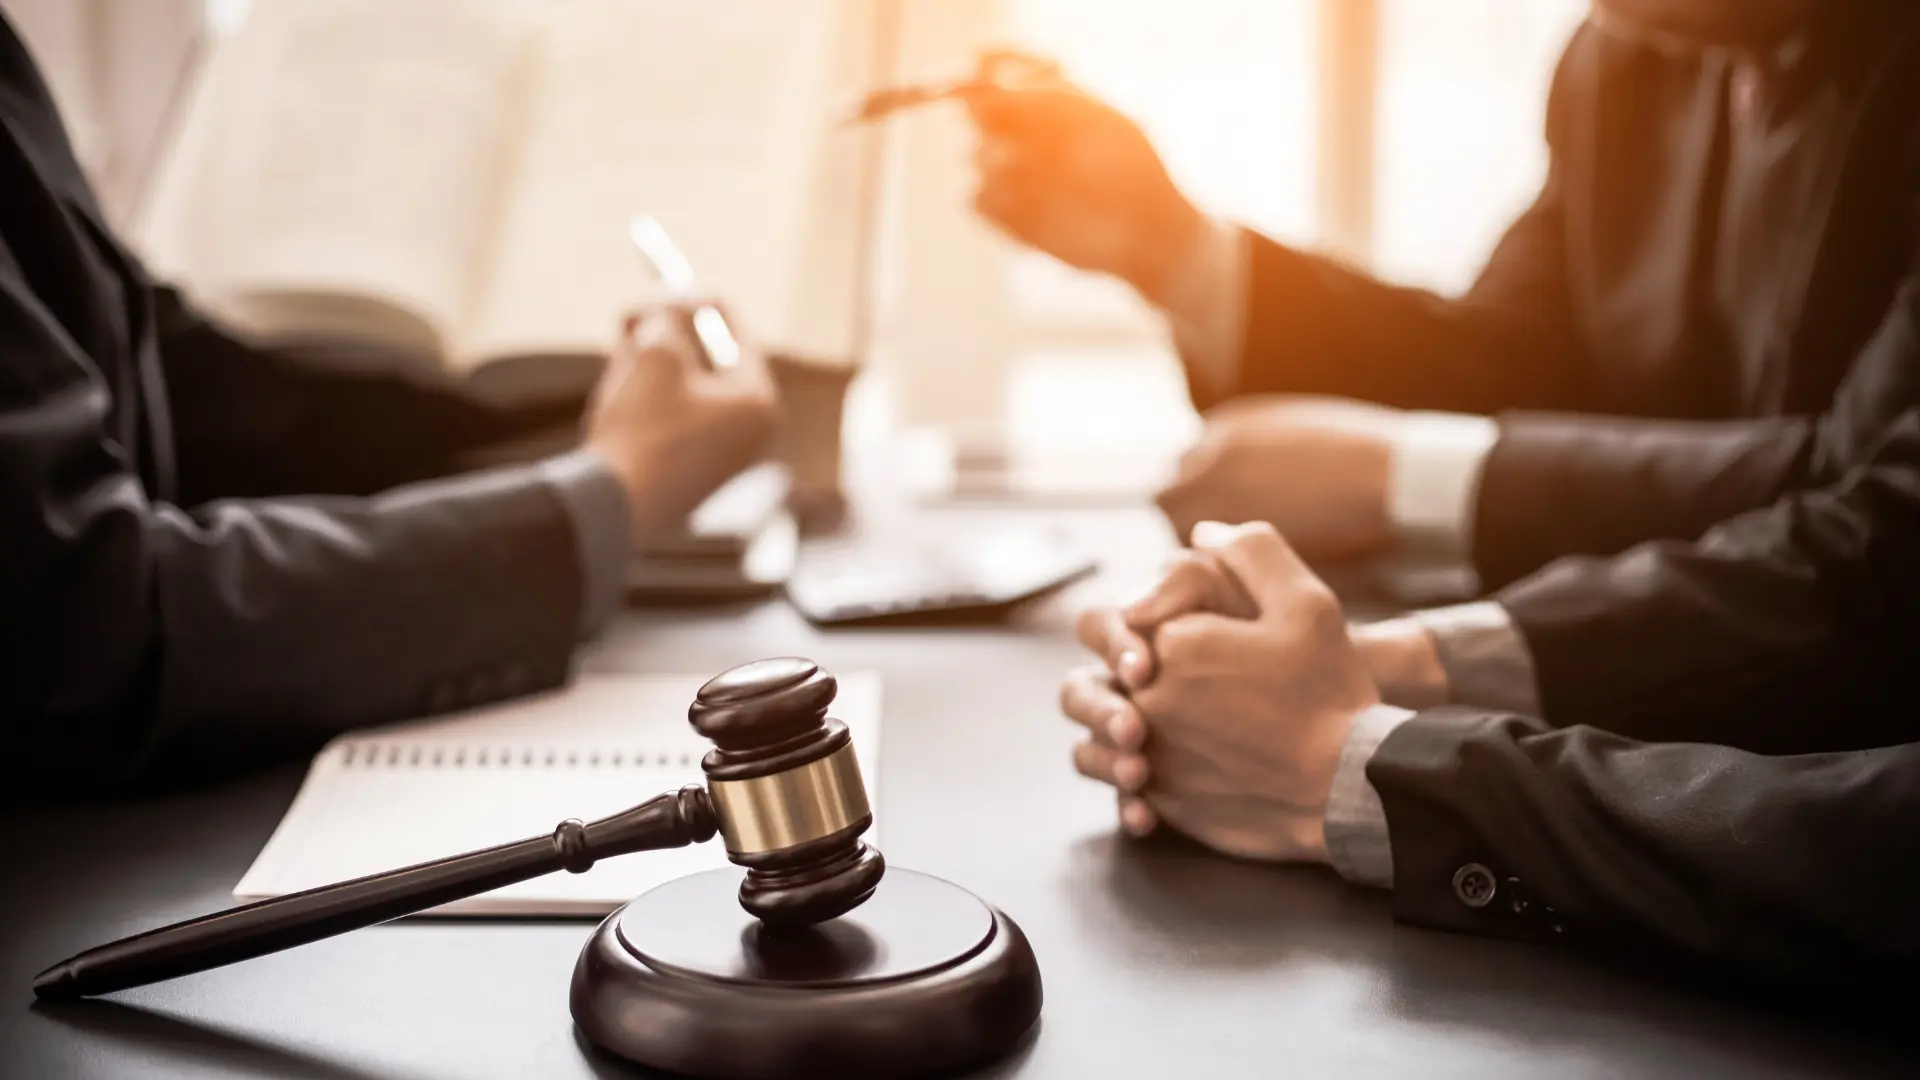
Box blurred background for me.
[4,0,1587,489]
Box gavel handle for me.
[33,785,717,1000]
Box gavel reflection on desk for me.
[32,658,1042,1080]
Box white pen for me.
[626,214,740,370]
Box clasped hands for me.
[1061,521,1384,863]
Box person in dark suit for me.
[1054,393,1920,994]
[969,0,1920,731]
[0,15,777,791]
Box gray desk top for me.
[3,507,1911,1079]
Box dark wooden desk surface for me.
[2,507,1911,1079]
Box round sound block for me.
[571,868,1042,1079]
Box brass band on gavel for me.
[706,743,870,856]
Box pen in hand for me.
[627,215,739,371]
[839,52,1062,126]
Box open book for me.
[136,0,880,403]
[234,672,883,916]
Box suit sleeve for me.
[1478,107,1920,737]
[1471,196,1920,589]
[1186,30,1591,416]
[1496,393,1920,752]
[152,284,586,505]
[1369,708,1920,999]
[1,273,587,791]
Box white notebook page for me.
[234,673,881,916]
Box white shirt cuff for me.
[1161,216,1248,403]
[1386,412,1499,556]
[1324,703,1417,889]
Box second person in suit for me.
[967,0,1920,733]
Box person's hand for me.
[1078,527,1450,710]
[1155,396,1403,562]
[583,303,779,541]
[1074,544,1258,694]
[1061,521,1380,861]
[963,50,1206,304]
[1349,617,1450,709]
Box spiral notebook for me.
[233,673,882,916]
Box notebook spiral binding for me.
[335,743,702,771]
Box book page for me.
[135,0,539,363]
[462,0,878,374]
[232,672,883,916]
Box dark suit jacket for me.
[1369,401,1920,995]
[1,18,589,790]
[1375,709,1920,1001]
[1193,5,1920,744]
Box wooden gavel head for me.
[688,657,885,925]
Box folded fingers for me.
[1123,548,1258,630]
[1058,664,1147,750]
[1117,794,1158,837]
[1074,607,1155,689]
[1072,738,1150,793]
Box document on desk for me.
[233,673,881,916]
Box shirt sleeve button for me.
[1452,863,1497,909]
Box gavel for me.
[33,657,884,1000]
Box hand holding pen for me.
[857,49,1208,308]
[841,49,1064,125]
